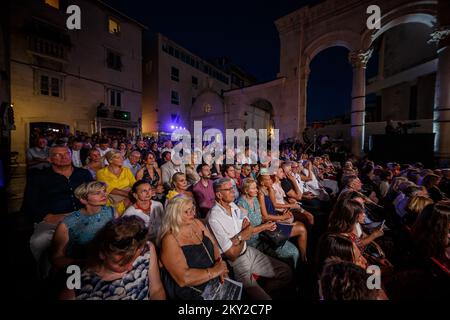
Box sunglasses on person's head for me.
[110,228,147,250]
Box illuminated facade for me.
[142,33,256,136]
[9,0,145,163]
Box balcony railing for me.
[29,36,67,61]
[97,108,131,121]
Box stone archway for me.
[246,98,274,132]
[190,89,225,133]
[275,0,449,160]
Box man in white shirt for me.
[123,151,141,177]
[97,139,112,165]
[207,178,293,300]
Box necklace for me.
[136,201,151,213]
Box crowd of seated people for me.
[20,133,450,300]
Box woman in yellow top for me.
[96,150,136,215]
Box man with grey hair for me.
[161,152,185,191]
[26,136,50,170]
[123,150,141,177]
[206,177,293,300]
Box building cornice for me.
[223,77,286,96]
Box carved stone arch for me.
[302,30,362,69]
[250,98,274,115]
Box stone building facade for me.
[205,0,450,162]
[9,0,144,163]
[142,33,256,136]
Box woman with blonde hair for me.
[166,172,194,202]
[404,195,434,226]
[51,181,115,272]
[237,178,300,268]
[257,173,309,262]
[96,149,136,215]
[158,195,228,300]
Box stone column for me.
[348,49,372,157]
[431,0,450,165]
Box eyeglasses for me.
[51,152,71,158]
[110,229,147,249]
[218,187,234,192]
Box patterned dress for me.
[237,196,299,268]
[75,243,151,300]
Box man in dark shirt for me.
[25,145,92,277]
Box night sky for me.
[104,0,364,122]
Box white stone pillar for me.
[431,17,450,164]
[349,49,372,157]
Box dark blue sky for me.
[104,0,361,122]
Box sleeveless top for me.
[237,196,261,246]
[63,206,114,259]
[75,243,150,300]
[263,194,277,215]
[142,165,160,187]
[162,231,217,300]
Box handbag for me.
[363,241,393,274]
[260,223,292,249]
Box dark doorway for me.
[29,122,70,146]
[101,128,127,138]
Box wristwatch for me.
[236,234,243,245]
